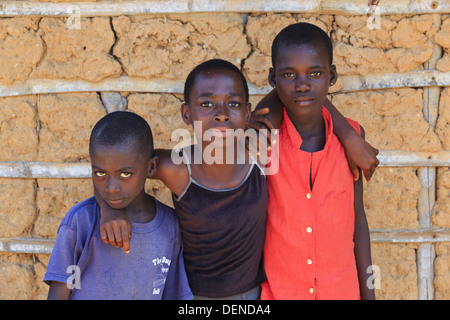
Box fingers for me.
[244,127,278,166]
[252,107,269,116]
[363,169,372,183]
[367,150,380,182]
[121,221,132,254]
[109,222,122,247]
[100,225,108,245]
[254,116,276,131]
[248,108,276,131]
[350,163,360,182]
[361,154,380,182]
[364,163,376,182]
[101,223,117,247]
[100,220,132,254]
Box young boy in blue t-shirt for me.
[44,111,193,300]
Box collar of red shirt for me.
[282,106,334,150]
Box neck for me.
[125,192,156,223]
[287,107,323,134]
[189,142,251,189]
[286,107,326,152]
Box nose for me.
[294,75,310,92]
[213,103,230,122]
[105,176,120,194]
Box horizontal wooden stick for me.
[0,72,449,98]
[0,151,448,179]
[0,0,448,17]
[2,228,449,254]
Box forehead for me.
[275,43,329,68]
[192,69,246,96]
[90,138,141,159]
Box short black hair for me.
[271,22,333,68]
[89,111,154,160]
[184,59,249,105]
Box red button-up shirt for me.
[262,107,361,300]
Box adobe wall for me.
[0,1,449,300]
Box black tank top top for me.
[172,150,267,298]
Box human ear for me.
[147,155,159,178]
[180,103,191,125]
[245,102,252,124]
[268,68,276,88]
[329,65,338,86]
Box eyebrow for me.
[309,65,326,69]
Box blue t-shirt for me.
[44,196,193,300]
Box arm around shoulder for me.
[152,148,190,198]
[328,105,379,182]
[249,89,284,130]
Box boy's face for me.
[90,139,152,210]
[181,68,251,143]
[270,43,337,117]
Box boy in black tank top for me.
[170,60,268,298]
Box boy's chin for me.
[284,105,313,116]
[106,199,128,210]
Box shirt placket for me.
[304,152,316,299]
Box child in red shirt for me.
[260,23,375,300]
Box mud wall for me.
[0,0,449,300]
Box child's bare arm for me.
[47,281,71,300]
[250,90,379,181]
[249,89,283,130]
[353,126,375,300]
[246,89,282,167]
[323,98,379,182]
[95,184,131,254]
[152,149,189,198]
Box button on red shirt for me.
[262,107,361,300]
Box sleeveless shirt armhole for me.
[173,147,193,202]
